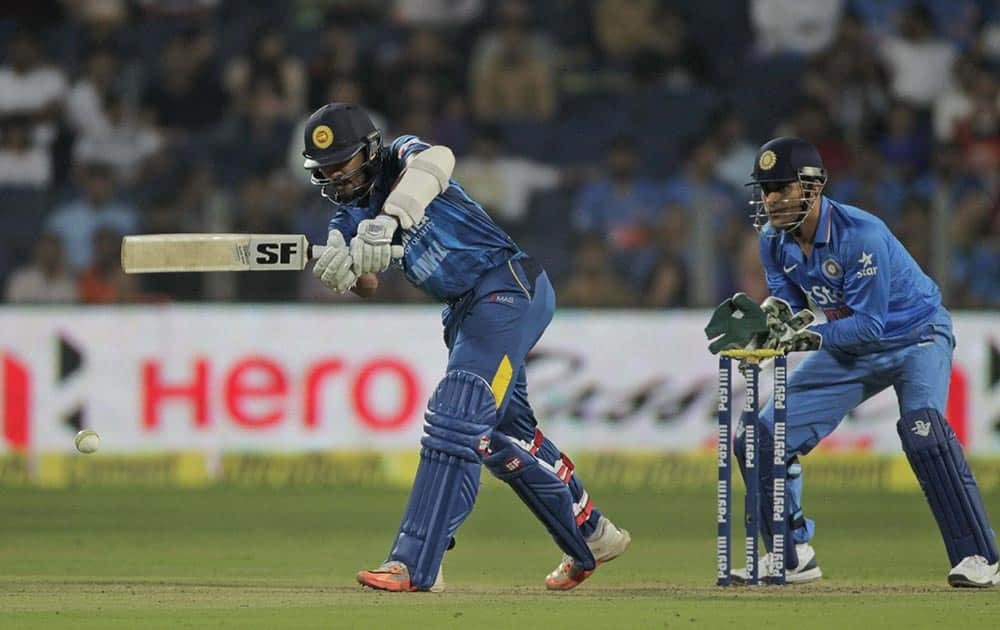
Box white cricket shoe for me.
[545,515,631,591]
[731,542,822,584]
[948,555,1000,588]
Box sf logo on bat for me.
[255,242,299,265]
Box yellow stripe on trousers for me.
[490,355,513,409]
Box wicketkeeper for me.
[303,103,630,592]
[706,137,999,587]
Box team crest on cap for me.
[759,150,777,171]
[821,258,843,280]
[312,125,334,149]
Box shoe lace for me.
[963,555,989,568]
[559,555,575,572]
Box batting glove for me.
[313,230,357,293]
[350,215,404,276]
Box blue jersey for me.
[326,135,520,302]
[760,196,941,352]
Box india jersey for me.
[760,197,941,351]
[327,135,520,302]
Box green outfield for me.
[2,481,997,629]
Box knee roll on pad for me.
[420,369,497,462]
[484,431,596,569]
[897,408,999,565]
[390,371,496,589]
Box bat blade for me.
[121,234,318,273]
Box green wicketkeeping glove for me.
[704,292,771,354]
[755,296,821,352]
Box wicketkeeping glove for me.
[704,292,771,354]
[754,296,822,352]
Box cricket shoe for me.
[948,555,1000,588]
[545,515,632,591]
[356,561,446,593]
[731,542,822,584]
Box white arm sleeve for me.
[382,145,455,230]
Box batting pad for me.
[898,408,999,566]
[389,371,496,589]
[484,431,596,569]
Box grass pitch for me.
[1,482,997,629]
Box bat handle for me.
[306,244,404,262]
[308,244,327,259]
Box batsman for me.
[706,137,999,587]
[302,103,630,592]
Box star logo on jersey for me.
[312,125,334,149]
[856,252,878,278]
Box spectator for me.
[663,138,740,305]
[828,143,907,224]
[641,254,688,308]
[879,101,930,179]
[45,161,139,271]
[750,0,845,57]
[572,136,664,290]
[64,48,121,139]
[78,226,138,303]
[73,94,164,186]
[4,232,78,304]
[453,126,560,240]
[951,66,1000,180]
[803,9,889,142]
[392,0,486,28]
[225,26,307,119]
[712,110,759,192]
[933,55,985,143]
[949,190,1000,306]
[879,4,958,107]
[0,115,51,188]
[779,101,853,176]
[559,236,637,308]
[216,80,296,183]
[733,232,768,303]
[374,29,461,123]
[470,1,557,121]
[305,23,362,108]
[140,29,229,132]
[0,30,67,147]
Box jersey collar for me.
[813,196,832,246]
[780,196,831,262]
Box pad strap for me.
[484,430,596,569]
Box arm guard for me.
[383,145,455,230]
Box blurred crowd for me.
[2,0,999,308]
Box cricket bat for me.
[121,234,326,273]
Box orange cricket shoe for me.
[357,560,446,592]
[545,516,631,591]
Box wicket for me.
[716,348,787,586]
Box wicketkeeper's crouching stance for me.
[706,137,999,587]
[302,103,630,592]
